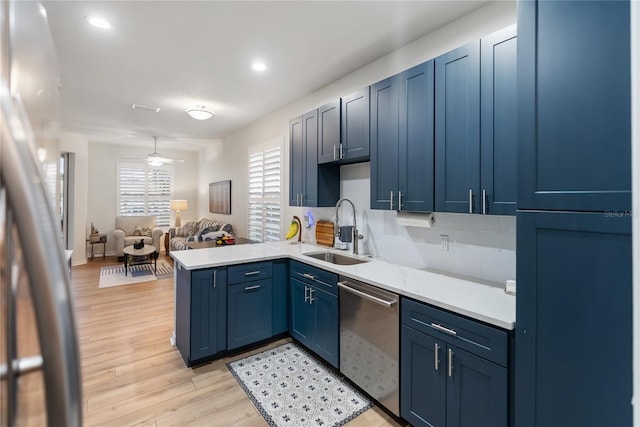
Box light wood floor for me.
[13,254,406,426]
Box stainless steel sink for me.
[303,251,370,265]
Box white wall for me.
[199,1,518,284]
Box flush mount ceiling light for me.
[251,61,267,72]
[87,15,111,29]
[186,105,214,120]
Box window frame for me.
[116,161,174,228]
[247,138,284,242]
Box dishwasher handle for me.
[338,281,398,308]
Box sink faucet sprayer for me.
[334,198,364,255]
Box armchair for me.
[113,215,163,258]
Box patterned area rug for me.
[98,260,173,288]
[226,342,372,427]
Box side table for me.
[164,232,170,256]
[87,233,107,261]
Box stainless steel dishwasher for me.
[338,276,400,416]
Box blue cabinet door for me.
[290,278,314,347]
[516,211,632,427]
[435,41,480,213]
[517,0,631,211]
[227,278,273,350]
[311,286,339,368]
[370,75,399,210]
[446,346,507,427]
[399,60,435,212]
[480,26,517,216]
[302,109,319,207]
[318,100,341,164]
[289,116,304,206]
[190,268,227,362]
[401,325,445,427]
[272,259,289,336]
[341,87,370,162]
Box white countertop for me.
[171,241,515,330]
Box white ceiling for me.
[43,1,490,150]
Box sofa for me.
[169,218,233,251]
[113,215,164,258]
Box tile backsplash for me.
[296,163,516,285]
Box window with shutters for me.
[248,140,283,242]
[117,162,173,227]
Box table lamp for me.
[170,199,188,227]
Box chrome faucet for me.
[335,198,364,255]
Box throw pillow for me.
[196,226,218,241]
[134,226,153,237]
[176,221,198,238]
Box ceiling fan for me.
[138,136,184,166]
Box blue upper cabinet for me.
[370,75,400,210]
[317,100,341,164]
[341,87,370,163]
[435,41,481,213]
[289,110,340,207]
[518,0,631,212]
[399,61,435,212]
[371,61,435,212]
[289,115,304,207]
[302,110,319,207]
[481,25,517,215]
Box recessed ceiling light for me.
[87,15,111,30]
[252,61,267,72]
[186,106,215,120]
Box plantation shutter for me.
[118,163,173,227]
[248,140,282,242]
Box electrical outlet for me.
[440,235,449,251]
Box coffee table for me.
[123,245,157,276]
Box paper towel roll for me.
[396,212,435,228]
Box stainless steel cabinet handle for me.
[300,193,305,206]
[430,322,457,336]
[482,189,487,214]
[304,285,309,302]
[398,191,403,211]
[339,143,344,160]
[213,269,217,288]
[302,273,316,280]
[434,343,440,371]
[308,288,315,304]
[468,189,473,213]
[338,282,398,307]
[244,285,261,291]
[390,191,394,210]
[448,348,454,377]
[244,271,261,276]
[333,145,337,161]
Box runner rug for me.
[98,260,173,288]
[226,342,372,427]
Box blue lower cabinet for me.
[227,278,272,350]
[176,266,227,367]
[289,274,339,369]
[516,211,632,426]
[272,259,289,336]
[401,299,509,427]
[401,325,446,427]
[290,278,314,344]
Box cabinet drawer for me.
[290,260,338,296]
[401,298,508,367]
[228,261,273,284]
